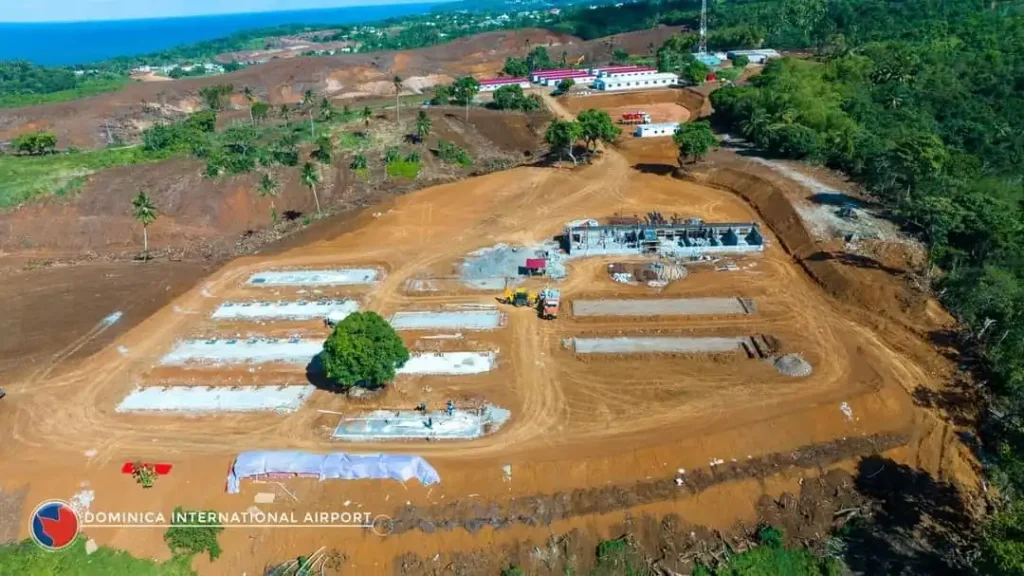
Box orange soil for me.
[0,94,977,573]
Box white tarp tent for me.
[226,451,441,493]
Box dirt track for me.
[0,90,977,573]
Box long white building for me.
[595,72,679,92]
[635,123,680,138]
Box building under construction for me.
[563,213,764,257]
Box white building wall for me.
[635,123,680,137]
[539,75,595,86]
[595,73,679,91]
[479,81,532,92]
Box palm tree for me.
[279,104,291,125]
[362,106,372,127]
[393,75,403,122]
[302,90,315,107]
[131,191,158,261]
[300,162,322,217]
[257,173,279,223]
[415,110,432,143]
[243,87,255,125]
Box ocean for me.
[0,3,450,66]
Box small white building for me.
[478,77,532,92]
[539,74,596,86]
[598,67,657,79]
[635,123,680,138]
[595,72,679,91]
[727,49,782,64]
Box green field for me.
[0,77,130,109]
[0,146,173,208]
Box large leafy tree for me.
[320,311,410,388]
[503,57,529,78]
[544,119,583,165]
[131,191,158,260]
[576,109,621,153]
[11,131,57,155]
[673,121,717,165]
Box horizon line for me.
[0,0,462,25]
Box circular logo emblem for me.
[30,500,80,551]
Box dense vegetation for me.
[0,61,127,108]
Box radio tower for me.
[698,0,708,56]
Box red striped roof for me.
[537,71,594,78]
[479,77,529,85]
[533,68,578,75]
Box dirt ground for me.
[0,71,980,575]
[0,26,684,150]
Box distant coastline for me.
[0,2,452,66]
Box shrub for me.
[164,507,224,561]
[320,311,410,388]
[435,139,472,167]
[768,124,821,159]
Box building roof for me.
[637,122,681,130]
[532,68,578,75]
[479,77,529,85]
[525,258,547,269]
[535,70,593,78]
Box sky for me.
[0,0,428,23]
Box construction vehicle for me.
[619,111,652,125]
[538,288,560,320]
[501,288,538,307]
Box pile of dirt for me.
[774,353,813,377]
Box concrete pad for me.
[573,337,747,354]
[332,405,510,440]
[398,352,496,375]
[572,298,753,317]
[116,385,315,412]
[212,300,359,321]
[247,269,379,286]
[390,311,503,331]
[160,339,322,365]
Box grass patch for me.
[336,131,369,150]
[353,167,371,180]
[0,77,130,109]
[0,146,173,208]
[385,159,421,179]
[716,67,743,82]
[0,537,195,575]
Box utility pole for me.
[698,0,708,56]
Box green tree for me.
[250,101,270,126]
[503,57,529,78]
[257,172,278,223]
[362,105,373,127]
[452,76,481,121]
[576,108,621,153]
[11,130,58,155]
[302,89,314,108]
[525,46,552,71]
[683,59,712,85]
[300,161,322,217]
[544,119,583,165]
[415,110,432,142]
[311,135,333,164]
[556,78,575,94]
[393,75,403,122]
[319,96,334,122]
[674,120,717,165]
[980,501,1024,575]
[350,154,368,170]
[131,191,158,260]
[732,54,751,68]
[612,48,630,64]
[320,311,410,388]
[199,84,233,111]
[492,84,530,110]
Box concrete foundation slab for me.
[390,311,503,331]
[160,339,323,365]
[332,405,510,440]
[572,298,754,317]
[116,385,314,413]
[212,300,359,321]
[398,352,496,375]
[573,336,747,354]
[247,269,380,286]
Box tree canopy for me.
[576,109,621,152]
[674,121,716,164]
[320,311,410,388]
[544,119,584,165]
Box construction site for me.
[0,39,978,576]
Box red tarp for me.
[122,462,173,475]
[525,258,547,269]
